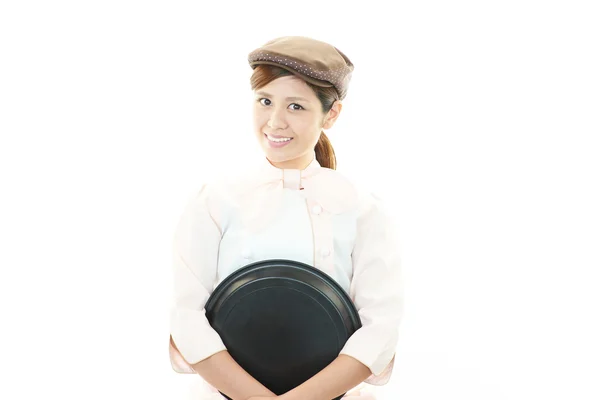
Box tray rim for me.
[205,258,361,331]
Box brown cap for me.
[248,36,354,100]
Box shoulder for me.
[327,168,386,209]
[187,165,265,210]
[310,167,389,217]
[181,168,244,211]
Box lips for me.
[264,133,292,139]
[264,133,293,147]
[264,133,293,142]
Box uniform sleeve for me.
[339,193,403,385]
[169,183,227,373]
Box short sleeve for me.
[169,183,227,373]
[339,193,403,385]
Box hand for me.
[246,397,279,400]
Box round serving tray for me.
[205,259,362,400]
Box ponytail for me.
[315,130,336,170]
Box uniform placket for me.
[282,169,301,190]
[305,197,334,277]
[240,230,253,265]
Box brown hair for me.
[250,64,339,170]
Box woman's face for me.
[253,75,340,170]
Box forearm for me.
[191,350,277,400]
[280,354,372,400]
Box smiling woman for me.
[169,36,401,400]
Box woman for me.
[169,36,403,399]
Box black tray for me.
[205,259,362,400]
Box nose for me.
[267,106,287,130]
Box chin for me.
[264,151,289,161]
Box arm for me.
[170,338,276,399]
[283,193,403,399]
[190,350,277,399]
[279,355,371,400]
[170,184,276,400]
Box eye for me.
[289,103,304,111]
[257,98,304,111]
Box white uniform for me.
[169,150,403,398]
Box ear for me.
[322,100,343,130]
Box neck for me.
[267,152,315,170]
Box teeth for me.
[267,134,292,143]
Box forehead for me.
[256,76,315,99]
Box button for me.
[312,204,322,215]
[320,247,331,257]
[241,249,252,259]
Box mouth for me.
[264,133,293,143]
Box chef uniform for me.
[169,36,403,399]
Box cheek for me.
[291,116,317,134]
[253,109,268,125]
[252,113,265,130]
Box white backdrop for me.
[1,1,599,399]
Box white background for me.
[1,1,599,399]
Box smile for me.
[265,134,293,142]
[264,133,294,148]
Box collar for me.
[224,149,359,234]
[258,150,322,190]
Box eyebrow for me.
[255,91,309,102]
